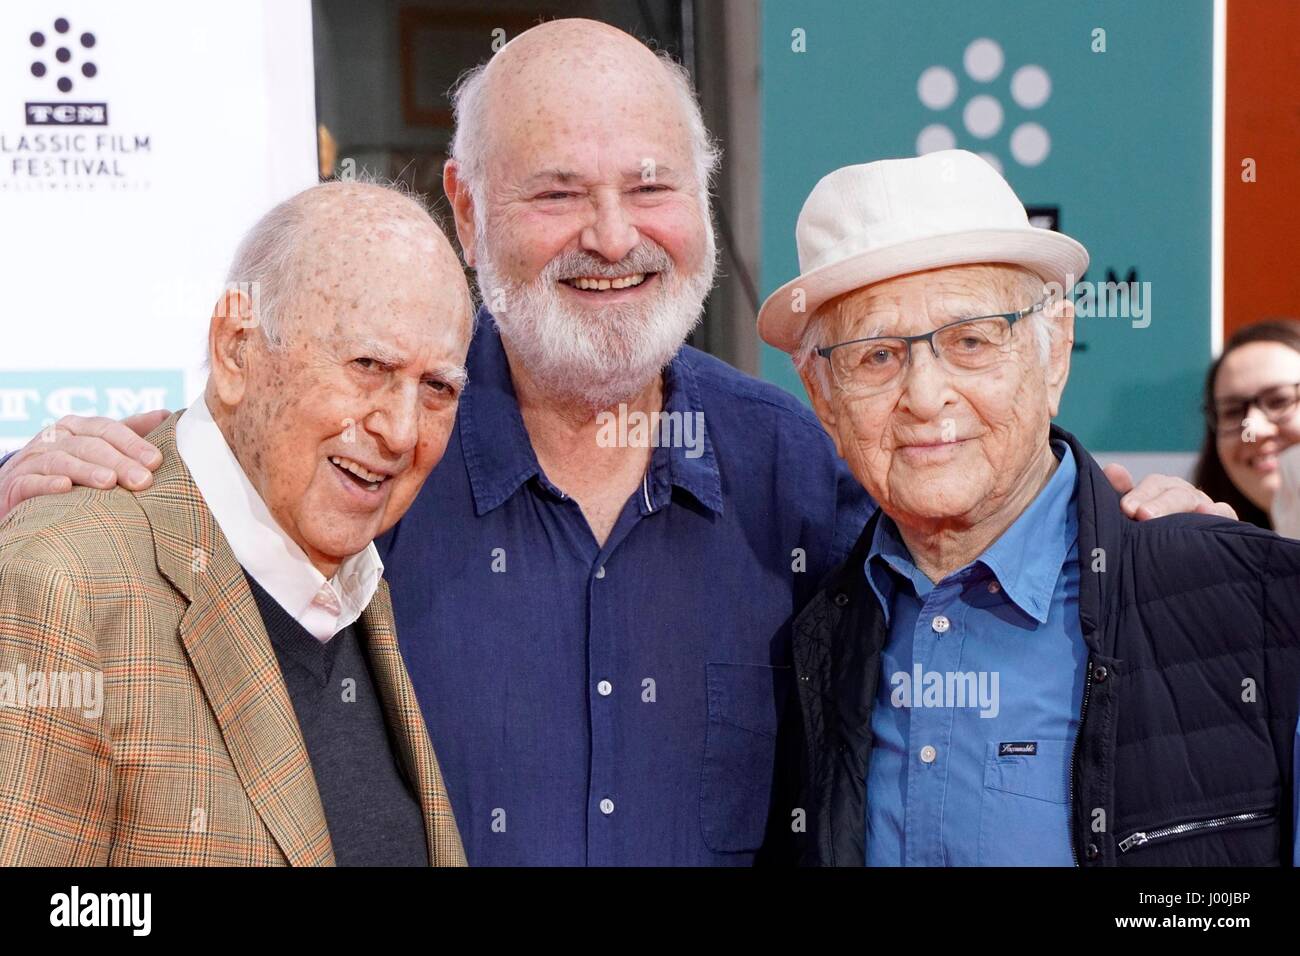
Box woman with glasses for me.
[1194,319,1300,528]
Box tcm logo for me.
[26,103,106,126]
[26,16,105,126]
[0,372,183,440]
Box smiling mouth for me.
[896,439,967,463]
[1244,441,1288,471]
[329,455,390,492]
[560,272,654,292]
[1248,453,1281,475]
[901,438,966,449]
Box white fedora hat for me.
[757,149,1090,354]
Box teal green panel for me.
[759,0,1213,451]
[0,370,184,438]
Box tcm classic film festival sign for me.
[0,0,318,452]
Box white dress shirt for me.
[174,396,383,642]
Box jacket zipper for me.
[1067,659,1094,866]
[1117,811,1274,854]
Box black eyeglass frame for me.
[814,296,1050,390]
[1205,381,1300,436]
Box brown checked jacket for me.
[0,413,466,866]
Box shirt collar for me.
[458,314,544,516]
[865,515,929,627]
[645,342,723,515]
[977,440,1078,623]
[865,440,1078,625]
[460,309,723,517]
[174,395,383,642]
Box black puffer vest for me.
[766,426,1300,866]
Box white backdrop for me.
[0,0,318,452]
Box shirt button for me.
[919,745,937,764]
[987,580,1001,594]
[599,798,615,815]
[931,615,950,634]
[312,586,340,615]
[597,680,612,696]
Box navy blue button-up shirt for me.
[863,442,1087,866]
[376,313,873,865]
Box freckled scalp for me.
[226,180,473,348]
[481,25,688,158]
[488,19,667,90]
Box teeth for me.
[330,455,385,484]
[566,273,647,291]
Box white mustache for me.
[546,245,673,282]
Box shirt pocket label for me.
[978,738,1073,866]
[699,662,789,854]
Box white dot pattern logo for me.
[1010,122,1051,167]
[1011,65,1051,109]
[917,65,958,110]
[915,38,1052,168]
[916,123,957,156]
[963,38,1004,82]
[963,95,1003,138]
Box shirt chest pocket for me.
[699,662,789,854]
[977,738,1074,866]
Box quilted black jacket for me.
[762,425,1300,866]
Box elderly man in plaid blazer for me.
[0,182,471,866]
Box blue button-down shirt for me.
[377,313,873,865]
[863,441,1087,866]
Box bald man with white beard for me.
[0,20,1234,865]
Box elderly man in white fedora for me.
[759,149,1300,867]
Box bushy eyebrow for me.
[522,169,582,189]
[346,339,406,366]
[628,164,679,182]
[438,364,469,390]
[838,301,1011,343]
[522,165,681,190]
[344,339,468,389]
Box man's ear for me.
[1044,297,1075,417]
[208,289,254,408]
[443,159,479,267]
[796,358,845,459]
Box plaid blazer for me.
[0,414,466,866]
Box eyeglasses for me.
[1206,382,1300,436]
[815,298,1048,395]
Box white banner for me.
[0,0,317,451]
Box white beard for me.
[473,227,717,410]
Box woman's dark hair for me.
[1192,319,1300,528]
